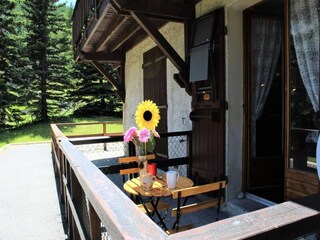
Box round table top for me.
[123,174,194,197]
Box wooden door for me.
[143,47,168,158]
[190,8,226,184]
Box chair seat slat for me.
[171,180,226,199]
[120,168,139,175]
[138,201,170,214]
[119,154,155,163]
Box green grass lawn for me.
[0,116,123,148]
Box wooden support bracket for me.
[91,61,125,102]
[130,11,191,95]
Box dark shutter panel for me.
[143,47,168,158]
[189,13,215,82]
[190,44,210,82]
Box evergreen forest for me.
[0,0,122,131]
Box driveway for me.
[0,143,67,240]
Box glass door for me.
[244,0,285,203]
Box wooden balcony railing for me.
[51,122,320,239]
[51,128,166,239]
[72,0,104,50]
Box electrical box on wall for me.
[188,8,226,121]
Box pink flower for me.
[124,127,137,143]
[138,128,150,143]
[153,130,160,138]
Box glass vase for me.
[138,155,148,176]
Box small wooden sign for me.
[203,93,211,101]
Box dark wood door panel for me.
[191,115,224,183]
[190,8,225,184]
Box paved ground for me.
[0,143,67,240]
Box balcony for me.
[71,0,191,61]
[51,122,320,239]
[71,0,195,97]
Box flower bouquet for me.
[124,100,160,174]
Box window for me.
[289,0,319,172]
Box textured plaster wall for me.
[124,22,192,133]
[196,0,262,17]
[123,0,263,201]
[197,0,262,200]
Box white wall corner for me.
[225,6,244,201]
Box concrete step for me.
[226,193,275,217]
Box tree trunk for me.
[0,108,6,128]
[41,49,48,121]
[99,78,107,111]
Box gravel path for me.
[0,143,67,240]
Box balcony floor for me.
[0,143,67,240]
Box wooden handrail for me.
[51,124,67,140]
[59,139,167,239]
[56,121,121,127]
[53,121,123,142]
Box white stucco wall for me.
[124,22,192,132]
[196,0,262,200]
[124,0,264,201]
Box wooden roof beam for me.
[95,16,129,52]
[114,0,194,21]
[80,51,124,63]
[110,25,141,52]
[130,11,191,95]
[91,61,125,101]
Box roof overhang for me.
[72,0,197,99]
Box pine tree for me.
[0,0,24,129]
[46,3,74,118]
[70,62,122,116]
[23,0,73,121]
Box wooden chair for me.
[167,180,227,234]
[118,154,170,216]
[119,154,156,179]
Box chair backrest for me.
[118,154,156,176]
[171,180,227,223]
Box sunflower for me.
[135,100,160,130]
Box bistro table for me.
[123,174,194,230]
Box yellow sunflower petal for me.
[135,100,160,130]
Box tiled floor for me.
[155,195,229,231]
